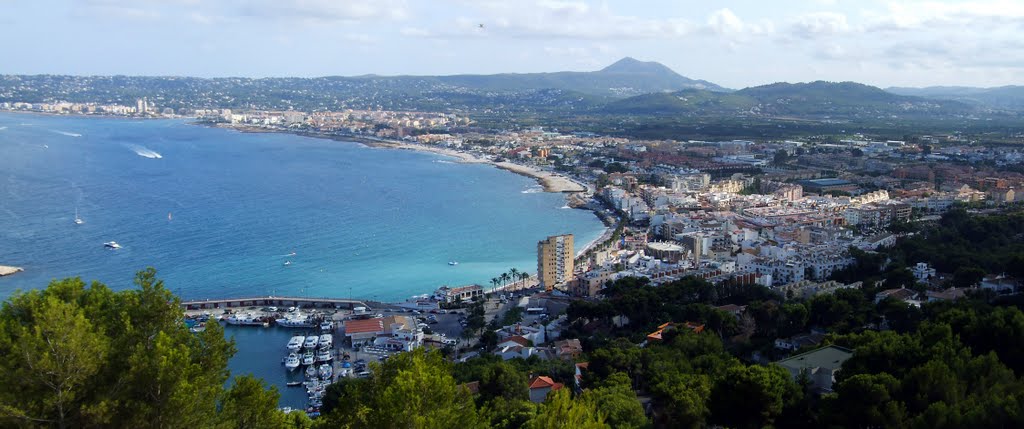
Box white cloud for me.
[402,2,777,42]
[791,12,850,38]
[239,0,409,22]
[707,8,744,34]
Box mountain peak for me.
[600,57,677,76]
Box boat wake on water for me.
[52,130,82,137]
[126,144,163,159]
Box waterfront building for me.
[537,234,574,291]
[434,284,483,303]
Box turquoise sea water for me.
[0,113,605,301]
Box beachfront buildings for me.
[538,234,574,291]
[434,285,484,303]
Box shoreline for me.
[211,123,588,193]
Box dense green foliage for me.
[318,349,484,429]
[891,209,1024,278]
[0,268,287,428]
[832,208,1024,287]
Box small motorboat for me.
[305,365,317,379]
[104,241,121,249]
[302,351,315,366]
[284,261,292,266]
[316,348,332,363]
[448,261,458,266]
[286,381,303,387]
[319,364,333,380]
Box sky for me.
[1,0,1023,89]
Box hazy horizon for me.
[1,1,1022,89]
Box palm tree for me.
[509,268,520,287]
[500,272,511,288]
[490,277,500,294]
[521,272,530,288]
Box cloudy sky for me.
[2,0,1022,89]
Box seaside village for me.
[9,102,1024,416]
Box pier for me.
[181,296,369,311]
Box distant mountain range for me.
[886,86,1024,111]
[1,58,1021,123]
[398,57,728,97]
[603,81,978,119]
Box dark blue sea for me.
[0,113,605,302]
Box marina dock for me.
[0,265,24,277]
[181,296,369,311]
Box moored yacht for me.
[305,364,317,379]
[318,334,333,349]
[224,313,266,326]
[276,315,314,328]
[316,348,332,363]
[286,335,304,351]
[302,351,316,367]
[303,335,319,350]
[284,353,300,371]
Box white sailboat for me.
[74,207,84,225]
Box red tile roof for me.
[500,335,530,347]
[529,376,564,391]
[344,318,385,335]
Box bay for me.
[0,113,606,302]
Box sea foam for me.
[127,144,163,159]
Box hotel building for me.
[538,234,574,291]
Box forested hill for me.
[602,81,979,119]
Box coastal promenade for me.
[181,296,368,311]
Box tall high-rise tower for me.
[537,234,574,292]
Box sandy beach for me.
[493,162,586,193]
[370,142,585,192]
[213,123,588,194]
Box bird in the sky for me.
[478,23,484,29]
